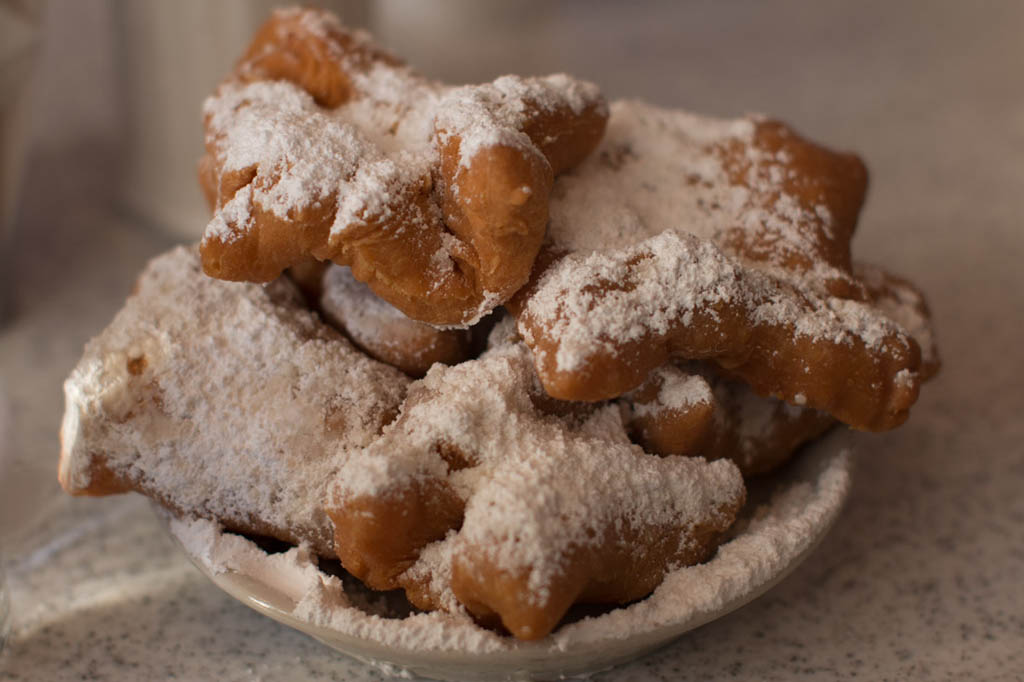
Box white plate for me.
[166,431,853,681]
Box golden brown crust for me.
[198,8,608,326]
[322,340,745,641]
[235,9,399,109]
[626,364,836,476]
[450,498,742,640]
[319,265,474,377]
[512,248,921,432]
[508,111,930,432]
[620,258,940,473]
[717,120,869,296]
[627,369,718,460]
[328,481,465,590]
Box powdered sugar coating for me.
[332,340,743,606]
[460,406,741,607]
[436,74,601,167]
[167,441,850,657]
[855,262,940,372]
[57,242,852,656]
[200,7,603,286]
[202,79,434,237]
[504,96,935,434]
[60,246,745,627]
[59,247,409,548]
[524,230,910,375]
[547,100,845,283]
[205,184,254,243]
[547,101,755,253]
[630,367,714,419]
[523,100,919,389]
[401,531,464,614]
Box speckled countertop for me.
[1,1,1023,680]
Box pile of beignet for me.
[59,8,938,641]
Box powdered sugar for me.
[855,262,940,370]
[525,100,914,380]
[201,7,603,279]
[717,379,825,471]
[204,183,253,242]
[202,80,432,235]
[166,434,851,658]
[656,370,713,411]
[59,247,410,551]
[320,264,462,367]
[545,99,845,279]
[58,240,855,661]
[170,514,331,604]
[59,246,751,629]
[631,367,713,419]
[550,446,850,648]
[401,531,463,614]
[526,232,740,372]
[525,230,910,375]
[547,101,755,253]
[332,339,743,606]
[436,74,602,168]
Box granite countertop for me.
[1,2,1022,680]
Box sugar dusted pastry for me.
[312,274,840,478]
[319,264,474,377]
[626,363,835,476]
[509,101,932,431]
[622,258,940,475]
[56,5,941,650]
[199,7,607,326]
[60,247,744,641]
[325,337,744,640]
[59,246,410,555]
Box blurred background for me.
[1,1,1022,679]
[9,0,1020,244]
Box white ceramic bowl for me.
[166,431,853,681]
